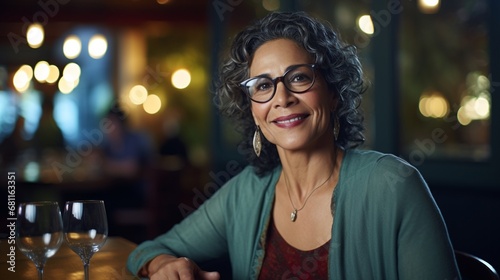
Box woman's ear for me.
[251,112,259,127]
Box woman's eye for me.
[290,72,311,83]
[256,81,273,91]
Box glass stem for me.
[84,264,89,280]
[83,260,90,280]
[37,267,44,280]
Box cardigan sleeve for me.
[127,165,279,279]
[375,155,461,280]
[126,182,231,276]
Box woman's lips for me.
[272,114,309,128]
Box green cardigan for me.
[127,149,461,279]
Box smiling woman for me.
[217,13,366,176]
[127,11,461,280]
[246,39,335,158]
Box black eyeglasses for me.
[240,64,317,103]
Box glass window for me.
[399,0,491,162]
[0,89,17,142]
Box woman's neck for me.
[278,144,341,199]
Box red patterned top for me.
[258,218,330,279]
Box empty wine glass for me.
[16,201,64,280]
[63,200,108,280]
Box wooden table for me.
[0,237,140,280]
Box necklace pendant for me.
[290,209,297,222]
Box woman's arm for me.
[127,183,230,277]
[138,254,220,279]
[378,155,461,279]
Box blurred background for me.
[0,0,498,271]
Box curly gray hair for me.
[214,11,365,176]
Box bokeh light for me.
[63,35,82,59]
[46,65,60,84]
[418,0,440,14]
[13,65,33,93]
[418,92,449,118]
[26,23,44,49]
[88,34,108,59]
[358,15,374,35]
[143,94,162,114]
[34,61,50,82]
[129,85,148,105]
[171,69,191,89]
[457,72,492,126]
[262,0,280,11]
[62,63,81,83]
[457,94,490,126]
[474,97,490,118]
[58,76,77,94]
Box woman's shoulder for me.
[209,164,280,217]
[341,149,426,195]
[344,149,416,174]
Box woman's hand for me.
[144,254,221,280]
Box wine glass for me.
[16,201,64,280]
[63,200,108,280]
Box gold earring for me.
[253,126,262,157]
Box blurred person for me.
[159,113,188,168]
[100,105,153,208]
[153,114,190,236]
[32,96,65,158]
[0,115,31,168]
[127,12,460,279]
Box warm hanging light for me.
[34,61,50,82]
[358,15,374,35]
[418,0,440,14]
[88,34,108,59]
[418,91,449,118]
[46,65,60,84]
[13,65,33,93]
[26,23,44,49]
[171,69,191,89]
[143,94,162,114]
[18,65,33,81]
[58,76,77,94]
[63,35,82,59]
[129,85,148,105]
[62,63,81,83]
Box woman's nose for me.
[272,82,297,108]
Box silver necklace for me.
[284,153,336,222]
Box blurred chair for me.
[455,250,500,280]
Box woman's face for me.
[249,38,336,152]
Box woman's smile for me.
[272,114,310,128]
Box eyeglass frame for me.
[240,63,318,103]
